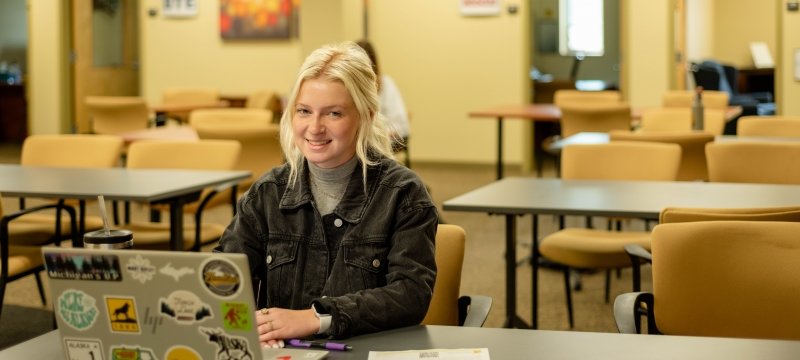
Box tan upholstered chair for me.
[19,134,124,239]
[737,116,800,137]
[554,90,622,106]
[706,141,800,184]
[122,140,241,251]
[615,220,800,340]
[246,90,283,124]
[189,108,283,202]
[422,224,492,327]
[638,107,726,135]
[662,90,729,110]
[162,87,220,124]
[609,130,715,181]
[538,142,681,328]
[85,96,150,134]
[559,103,632,138]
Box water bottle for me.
[691,86,704,131]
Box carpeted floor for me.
[0,143,653,350]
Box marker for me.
[287,339,353,351]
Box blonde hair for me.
[280,41,394,188]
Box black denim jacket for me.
[215,156,438,338]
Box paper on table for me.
[368,348,490,359]
[750,42,774,69]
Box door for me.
[71,0,139,133]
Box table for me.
[149,100,230,126]
[0,164,249,250]
[443,177,800,329]
[119,125,199,146]
[549,132,800,151]
[469,104,742,180]
[5,325,800,359]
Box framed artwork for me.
[220,0,299,39]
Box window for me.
[559,0,604,56]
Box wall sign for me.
[460,0,501,17]
[163,0,198,18]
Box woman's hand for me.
[254,307,321,348]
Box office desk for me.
[0,164,249,250]
[443,177,800,329]
[6,325,800,359]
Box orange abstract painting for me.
[220,0,300,39]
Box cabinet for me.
[0,85,27,142]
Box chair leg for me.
[605,270,611,303]
[34,271,47,305]
[563,267,574,328]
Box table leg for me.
[531,214,540,329]
[168,197,186,251]
[497,117,504,180]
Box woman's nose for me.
[309,117,325,133]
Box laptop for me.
[43,247,328,360]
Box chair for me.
[121,139,241,251]
[690,60,775,116]
[85,96,150,134]
[609,130,715,181]
[19,134,124,239]
[554,90,622,106]
[706,141,800,184]
[189,108,283,200]
[422,224,492,327]
[737,116,800,137]
[558,103,632,139]
[538,141,681,328]
[1,200,77,319]
[161,87,220,124]
[245,90,283,124]
[638,107,726,135]
[661,90,730,110]
[614,220,800,340]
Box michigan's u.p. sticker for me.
[58,289,99,331]
[159,263,195,282]
[64,338,104,360]
[198,327,253,360]
[45,252,122,281]
[109,344,158,360]
[159,290,213,325]
[200,258,241,298]
[105,296,141,333]
[220,302,252,331]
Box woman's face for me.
[293,78,359,169]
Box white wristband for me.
[312,305,332,334]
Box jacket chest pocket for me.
[265,238,300,305]
[342,241,388,291]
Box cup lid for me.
[83,229,133,245]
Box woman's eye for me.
[329,111,342,118]
[296,108,311,115]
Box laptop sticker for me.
[105,296,141,334]
[58,289,99,331]
[142,306,165,335]
[221,302,253,332]
[64,337,105,360]
[200,258,242,298]
[198,327,254,360]
[125,254,157,284]
[109,344,158,360]
[46,252,122,281]
[164,346,202,360]
[159,290,214,325]
[160,263,195,282]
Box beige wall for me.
[28,0,69,135]
[622,0,672,107]
[713,0,776,67]
[779,0,800,115]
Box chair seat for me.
[121,222,227,250]
[5,246,45,278]
[8,213,104,246]
[540,228,650,269]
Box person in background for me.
[215,41,438,348]
[355,39,410,152]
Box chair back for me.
[609,130,714,181]
[21,134,123,168]
[706,141,800,184]
[638,108,725,135]
[126,139,240,171]
[553,90,621,106]
[559,103,632,138]
[651,221,800,340]
[561,142,681,181]
[422,224,465,326]
[85,96,150,134]
[190,109,283,186]
[737,116,800,137]
[662,90,729,110]
[162,87,219,104]
[659,205,800,224]
[245,90,276,109]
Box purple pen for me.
[288,339,353,351]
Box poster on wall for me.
[459,0,501,16]
[220,0,300,39]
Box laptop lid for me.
[43,247,327,360]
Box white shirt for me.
[379,75,410,138]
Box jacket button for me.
[334,218,343,227]
[266,255,273,264]
[372,259,380,268]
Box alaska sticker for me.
[199,327,253,360]
[45,252,122,281]
[125,255,157,284]
[109,345,158,360]
[58,289,99,331]
[159,263,195,282]
[159,290,213,325]
[200,258,241,298]
[220,302,252,331]
[64,338,104,360]
[105,296,141,333]
[164,346,201,360]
